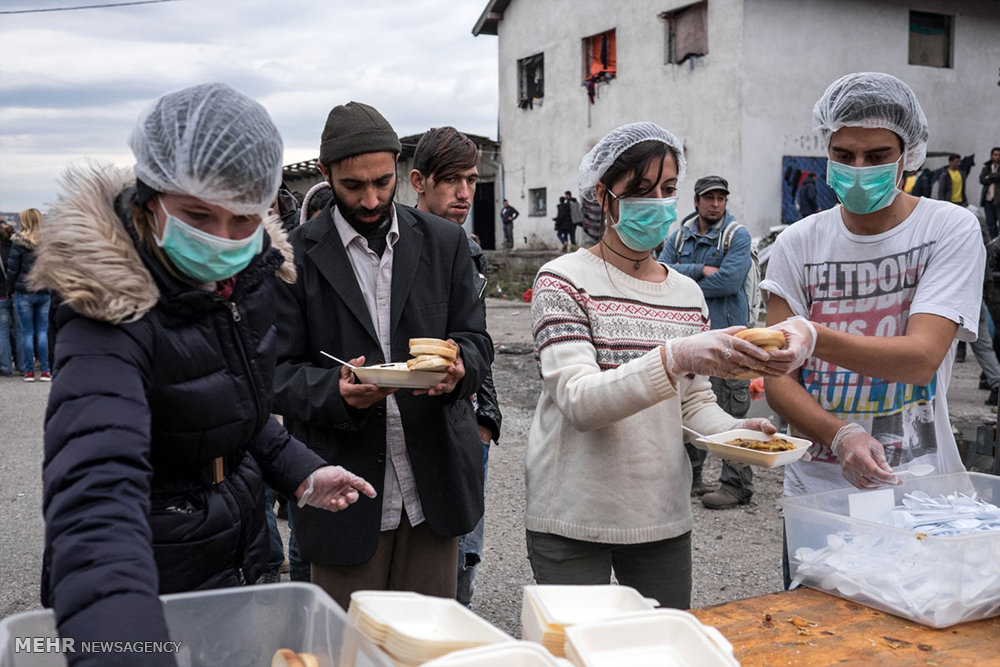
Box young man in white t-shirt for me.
[761,72,984,498]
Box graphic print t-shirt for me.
[760,198,984,495]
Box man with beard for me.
[658,175,756,509]
[273,102,493,609]
[409,126,502,606]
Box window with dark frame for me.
[908,10,952,68]
[660,1,708,65]
[582,29,617,103]
[528,187,547,216]
[518,53,544,109]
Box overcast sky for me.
[0,0,498,212]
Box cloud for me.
[0,0,498,211]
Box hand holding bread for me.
[409,337,465,396]
[663,326,782,382]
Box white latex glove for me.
[296,465,377,511]
[765,316,818,372]
[830,423,900,490]
[737,417,777,436]
[663,326,774,381]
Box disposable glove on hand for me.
[765,316,818,373]
[830,423,899,490]
[737,418,778,436]
[664,327,775,381]
[297,465,377,511]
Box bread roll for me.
[729,328,785,379]
[409,338,458,361]
[734,328,786,351]
[271,649,305,667]
[406,355,452,372]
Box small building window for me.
[583,29,617,103]
[660,1,708,65]
[518,53,544,109]
[908,11,952,68]
[529,188,547,216]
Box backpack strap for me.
[718,221,744,254]
[674,212,698,253]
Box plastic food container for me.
[347,591,513,665]
[782,472,1000,627]
[562,609,739,667]
[520,586,657,658]
[352,363,446,389]
[0,583,392,667]
[693,428,812,467]
[421,640,572,666]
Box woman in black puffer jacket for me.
[32,83,375,667]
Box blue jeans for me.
[14,292,50,374]
[456,440,490,606]
[0,299,12,373]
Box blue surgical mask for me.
[608,193,678,251]
[826,157,903,214]
[156,199,264,282]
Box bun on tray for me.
[407,337,456,372]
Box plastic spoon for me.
[681,425,706,440]
[894,464,935,479]
[320,350,358,369]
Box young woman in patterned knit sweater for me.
[524,122,786,608]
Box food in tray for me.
[407,337,457,371]
[271,648,318,667]
[725,436,797,452]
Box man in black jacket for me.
[409,126,502,606]
[273,102,493,610]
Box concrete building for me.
[281,132,502,248]
[474,0,1000,247]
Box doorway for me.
[472,182,496,250]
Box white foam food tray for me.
[421,640,572,666]
[563,609,739,667]
[524,585,657,628]
[355,595,511,653]
[693,428,811,468]
[352,362,447,389]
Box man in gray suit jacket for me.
[273,101,493,610]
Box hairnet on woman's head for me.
[578,122,686,201]
[129,82,284,216]
[812,72,929,171]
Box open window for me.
[518,53,544,109]
[660,1,708,65]
[582,29,617,103]
[528,187,547,216]
[908,10,952,68]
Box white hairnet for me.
[130,82,284,216]
[812,72,929,171]
[578,122,686,202]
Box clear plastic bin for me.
[782,472,1000,627]
[0,582,393,667]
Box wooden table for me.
[690,588,1000,666]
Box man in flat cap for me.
[659,175,757,509]
[273,101,493,609]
